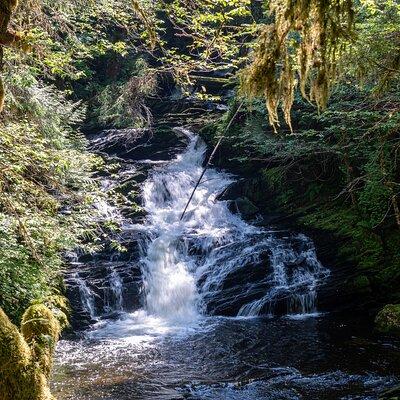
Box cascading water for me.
[135,129,329,323]
[72,272,97,319]
[104,266,124,313]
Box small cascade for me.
[73,272,97,319]
[104,266,124,314]
[64,162,144,326]
[237,234,327,317]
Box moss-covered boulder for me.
[0,304,61,400]
[21,304,61,377]
[375,304,400,336]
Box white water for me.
[137,130,329,324]
[73,272,97,319]
[75,130,329,337]
[139,129,233,323]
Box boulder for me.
[0,304,62,400]
[375,304,400,336]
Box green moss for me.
[375,304,400,336]
[0,307,32,377]
[0,306,57,400]
[346,275,372,294]
[21,304,61,378]
[42,295,70,330]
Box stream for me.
[52,128,400,399]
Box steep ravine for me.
[52,126,400,400]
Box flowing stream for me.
[52,129,400,399]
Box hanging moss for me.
[0,305,61,400]
[241,0,354,131]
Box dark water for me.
[52,313,399,399]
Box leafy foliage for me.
[0,0,158,324]
[92,58,157,128]
[0,70,103,322]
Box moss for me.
[375,304,400,336]
[42,295,70,330]
[346,275,372,294]
[241,0,354,129]
[0,306,59,400]
[21,304,61,377]
[0,307,32,378]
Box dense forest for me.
[0,1,399,399]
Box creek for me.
[52,127,400,400]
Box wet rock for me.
[89,126,189,161]
[375,304,400,336]
[65,284,96,328]
[201,250,272,316]
[65,255,144,330]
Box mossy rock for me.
[21,304,61,377]
[375,304,400,336]
[0,307,32,377]
[0,306,59,400]
[21,304,61,343]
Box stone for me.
[375,304,400,336]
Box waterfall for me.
[137,130,329,322]
[67,129,329,328]
[73,272,97,319]
[55,131,397,400]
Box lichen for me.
[241,0,354,131]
